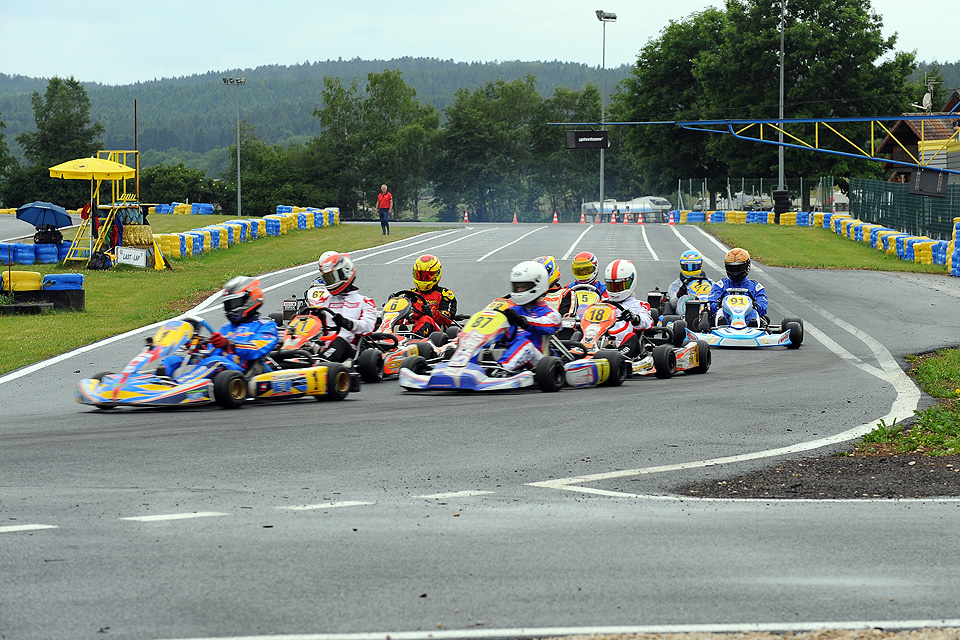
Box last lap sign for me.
[116,246,147,268]
[565,130,609,149]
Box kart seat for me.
[478,348,505,365]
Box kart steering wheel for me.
[387,289,434,318]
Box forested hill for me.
[0,58,632,162]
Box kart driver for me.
[602,259,653,357]
[408,254,458,336]
[165,276,279,379]
[707,247,768,326]
[534,255,571,315]
[315,250,377,362]
[497,261,562,375]
[567,251,610,299]
[666,250,714,313]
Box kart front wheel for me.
[92,371,114,384]
[595,349,628,387]
[213,370,247,409]
[652,345,677,379]
[357,348,384,383]
[534,356,564,392]
[670,320,687,347]
[318,363,351,401]
[785,321,803,349]
[692,340,711,374]
[399,355,429,376]
[428,331,449,347]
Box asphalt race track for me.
[3,222,960,640]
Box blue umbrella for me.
[16,201,73,229]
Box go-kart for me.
[568,300,710,379]
[398,298,627,392]
[77,315,354,410]
[686,288,803,348]
[355,290,463,383]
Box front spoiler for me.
[77,374,214,407]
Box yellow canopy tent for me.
[49,157,135,180]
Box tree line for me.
[0,0,943,220]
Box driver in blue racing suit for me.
[667,250,714,314]
[497,261,562,374]
[165,276,279,380]
[707,248,768,326]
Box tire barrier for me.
[34,243,59,264]
[122,224,154,247]
[42,273,84,290]
[2,270,43,291]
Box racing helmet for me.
[318,251,356,295]
[724,247,751,282]
[222,276,264,324]
[680,250,703,278]
[571,251,599,284]
[509,261,550,306]
[413,254,442,291]
[534,255,561,287]
[603,259,637,303]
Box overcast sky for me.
[3,0,955,86]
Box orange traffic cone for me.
[512,211,518,223]
[637,211,644,225]
[668,211,676,226]
[463,209,470,223]
[552,211,559,224]
[707,211,712,223]
[610,211,617,224]
[579,210,586,224]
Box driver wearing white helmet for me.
[497,261,562,373]
[313,250,377,362]
[602,259,653,357]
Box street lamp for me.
[777,0,785,191]
[596,10,616,222]
[222,76,246,216]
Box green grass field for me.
[0,217,436,375]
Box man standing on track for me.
[377,184,393,235]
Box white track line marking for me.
[0,524,58,534]
[153,618,960,640]
[388,229,494,264]
[562,225,594,259]
[641,224,659,261]
[277,501,373,511]
[416,490,495,499]
[119,512,229,522]
[476,226,546,261]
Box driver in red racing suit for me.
[315,251,377,362]
[408,254,457,337]
[497,261,562,374]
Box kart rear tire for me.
[357,348,384,383]
[414,340,436,360]
[445,326,460,339]
[213,370,247,409]
[400,355,429,376]
[652,344,677,379]
[428,331,449,347]
[785,321,803,349]
[692,340,711,374]
[155,365,167,377]
[268,312,284,327]
[317,363,351,401]
[782,316,803,329]
[595,349,628,387]
[534,356,564,392]
[670,320,687,347]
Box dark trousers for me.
[379,208,390,235]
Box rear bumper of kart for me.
[77,374,215,408]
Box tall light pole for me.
[777,1,785,190]
[596,10,616,222]
[222,76,246,216]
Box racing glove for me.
[621,310,637,324]
[501,307,529,329]
[330,312,354,331]
[419,303,434,318]
[209,332,232,351]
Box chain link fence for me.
[849,178,960,240]
[675,177,842,212]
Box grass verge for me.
[0,218,436,376]
[702,223,947,273]
[852,349,960,456]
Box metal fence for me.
[849,178,960,240]
[676,177,840,211]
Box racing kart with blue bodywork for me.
[685,288,803,348]
[397,298,627,392]
[77,315,354,410]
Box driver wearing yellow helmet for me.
[409,254,458,336]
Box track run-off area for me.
[3,222,960,640]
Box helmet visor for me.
[680,260,701,274]
[606,277,633,293]
[320,270,340,288]
[511,281,535,294]
[414,269,438,282]
[223,294,247,314]
[572,264,595,277]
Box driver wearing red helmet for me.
[602,259,653,357]
[314,251,377,362]
[408,254,457,336]
[164,276,279,380]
